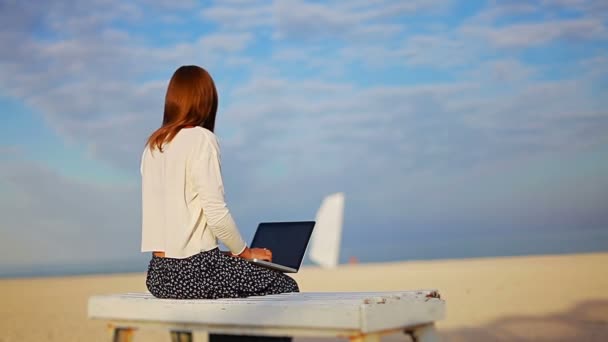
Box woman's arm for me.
[190,133,247,255]
[191,132,273,262]
[222,247,272,261]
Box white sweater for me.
[140,126,247,258]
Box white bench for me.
[88,290,445,342]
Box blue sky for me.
[1,0,607,276]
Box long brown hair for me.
[146,65,218,152]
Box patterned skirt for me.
[146,247,299,299]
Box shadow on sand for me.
[295,299,608,341]
[442,299,608,342]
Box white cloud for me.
[0,7,257,169]
[580,55,608,80]
[0,159,140,268]
[475,18,606,48]
[201,1,274,30]
[402,34,473,67]
[457,0,608,52]
[1,0,607,270]
[147,0,199,10]
[202,0,449,41]
[272,0,443,41]
[2,0,605,187]
[197,32,254,52]
[468,1,537,24]
[469,59,537,83]
[471,0,608,24]
[540,0,608,16]
[0,145,23,157]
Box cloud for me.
[471,0,608,24]
[0,145,23,157]
[580,55,608,81]
[464,18,607,48]
[12,0,604,178]
[0,4,256,170]
[0,159,141,270]
[202,0,449,41]
[214,65,607,233]
[274,0,394,41]
[541,0,608,16]
[2,0,605,194]
[1,0,607,270]
[468,1,538,24]
[461,1,608,49]
[401,34,473,67]
[201,0,274,31]
[147,0,199,10]
[469,59,537,83]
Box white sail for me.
[308,192,344,268]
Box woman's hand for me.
[234,247,272,262]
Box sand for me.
[1,252,607,341]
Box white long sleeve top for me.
[140,126,247,258]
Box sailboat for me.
[308,192,345,268]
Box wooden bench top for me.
[88,290,445,334]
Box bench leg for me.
[406,323,440,342]
[112,327,136,342]
[349,334,381,342]
[170,331,209,342]
[171,330,193,342]
[193,332,209,342]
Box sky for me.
[1,0,607,277]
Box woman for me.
[140,65,298,340]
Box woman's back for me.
[141,126,227,258]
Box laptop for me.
[248,221,316,273]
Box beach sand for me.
[1,252,607,341]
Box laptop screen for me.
[250,221,315,270]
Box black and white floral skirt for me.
[146,248,299,299]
